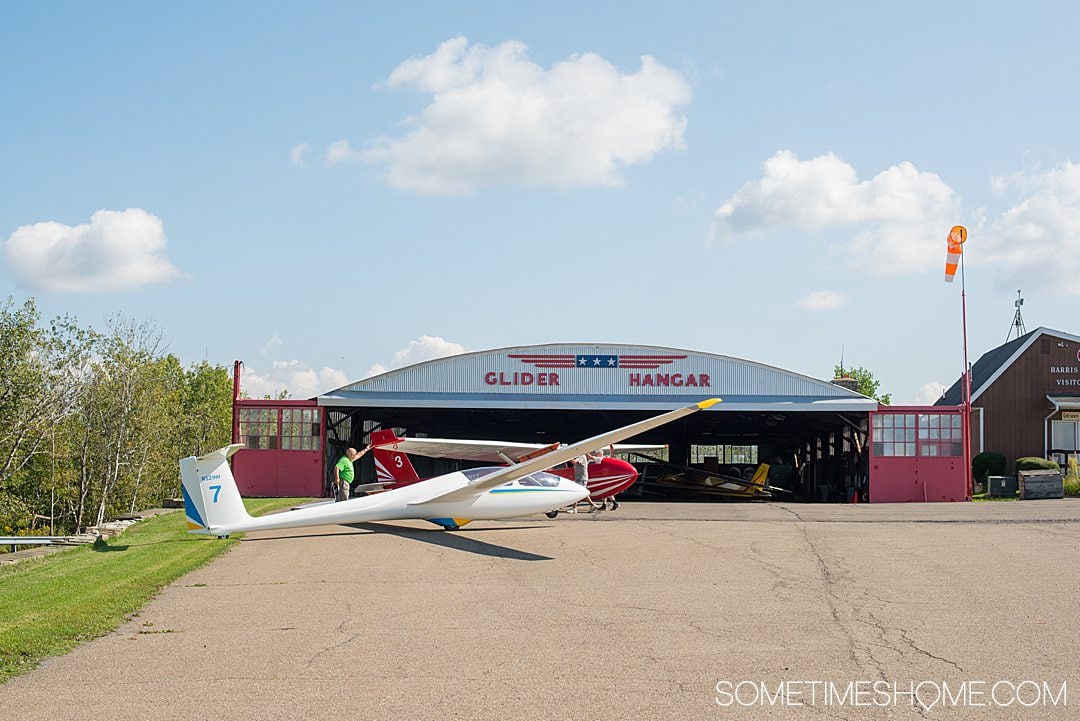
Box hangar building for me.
[231,343,967,503]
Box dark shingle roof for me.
[936,330,1038,406]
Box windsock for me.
[944,225,967,282]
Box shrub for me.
[1015,456,1060,472]
[1065,457,1079,497]
[972,452,1007,485]
[0,491,32,537]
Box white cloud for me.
[983,162,1080,294]
[797,290,848,311]
[290,142,310,166]
[242,337,468,396]
[363,335,467,378]
[324,139,355,165]
[710,151,961,274]
[260,335,282,354]
[336,35,691,194]
[3,208,183,292]
[241,360,349,399]
[913,381,948,406]
[364,362,388,378]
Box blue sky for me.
[3,1,1078,402]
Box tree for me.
[0,298,239,537]
[834,364,892,405]
[0,298,92,487]
[1,298,95,533]
[181,360,234,457]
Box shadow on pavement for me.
[346,522,554,561]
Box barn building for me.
[937,327,1080,472]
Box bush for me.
[1065,457,1079,497]
[0,491,32,539]
[972,452,1007,485]
[1015,456,1060,472]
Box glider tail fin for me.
[748,463,770,488]
[179,444,251,535]
[370,430,423,486]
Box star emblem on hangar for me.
[510,353,689,370]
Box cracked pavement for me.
[2,500,1078,720]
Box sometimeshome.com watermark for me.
[715,680,1067,711]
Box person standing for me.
[333,445,371,502]
[572,454,590,485]
[580,447,621,510]
[573,451,605,510]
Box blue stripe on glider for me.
[182,484,205,527]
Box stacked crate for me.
[1018,469,1065,500]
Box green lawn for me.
[0,498,308,683]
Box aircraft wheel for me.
[445,524,460,531]
[217,535,229,539]
[545,510,559,519]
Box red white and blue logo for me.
[508,353,687,369]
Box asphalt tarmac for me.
[2,500,1078,720]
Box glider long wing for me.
[376,437,665,464]
[409,399,720,505]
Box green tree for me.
[1,299,239,537]
[1,298,95,533]
[87,316,190,527]
[0,298,92,486]
[834,364,892,405]
[181,360,234,457]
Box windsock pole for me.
[946,225,972,501]
[961,251,972,501]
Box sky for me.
[2,1,1079,403]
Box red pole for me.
[961,259,972,501]
[232,360,243,444]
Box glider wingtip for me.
[697,398,722,410]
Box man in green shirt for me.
[334,446,371,502]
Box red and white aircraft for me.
[369,432,664,504]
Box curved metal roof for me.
[320,343,876,412]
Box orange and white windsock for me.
[944,225,967,282]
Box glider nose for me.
[563,478,590,504]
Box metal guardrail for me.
[1,535,96,552]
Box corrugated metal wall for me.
[340,344,858,399]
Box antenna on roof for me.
[1006,290,1027,342]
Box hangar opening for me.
[298,344,880,503]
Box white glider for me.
[181,398,720,536]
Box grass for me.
[0,498,307,683]
[1065,457,1079,497]
[972,492,1017,502]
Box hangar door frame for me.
[231,398,326,497]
